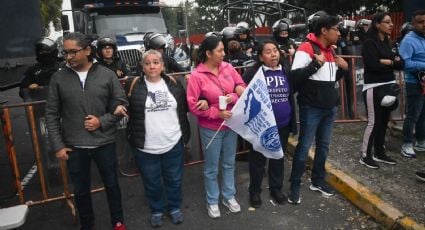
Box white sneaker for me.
[401,143,416,158]
[414,141,425,152]
[207,204,221,218]
[222,198,241,213]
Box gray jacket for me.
[45,63,128,153]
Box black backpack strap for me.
[308,40,337,58]
[308,40,322,55]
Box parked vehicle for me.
[61,0,191,73]
[220,0,308,43]
[0,0,43,90]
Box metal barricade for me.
[0,101,105,222]
[336,55,405,123]
[0,58,405,219]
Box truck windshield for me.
[94,13,167,35]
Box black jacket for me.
[163,55,187,73]
[125,73,190,149]
[242,67,297,135]
[19,62,62,98]
[362,37,404,84]
[97,58,131,78]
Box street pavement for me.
[0,87,379,229]
[18,161,378,230]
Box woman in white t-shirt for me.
[117,50,191,227]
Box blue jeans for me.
[402,83,425,143]
[67,143,123,229]
[132,140,184,214]
[289,106,337,191]
[199,127,237,205]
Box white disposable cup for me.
[219,96,227,110]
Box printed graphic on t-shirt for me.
[265,74,290,103]
[263,69,291,127]
[146,90,172,112]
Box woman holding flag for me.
[186,36,246,219]
[242,40,297,208]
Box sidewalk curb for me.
[287,137,425,230]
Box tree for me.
[40,0,63,30]
[162,1,202,37]
[195,0,228,32]
[287,0,402,16]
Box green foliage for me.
[288,0,402,16]
[165,0,403,36]
[195,0,228,32]
[40,0,62,29]
[162,1,208,35]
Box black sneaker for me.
[249,193,262,208]
[373,153,396,165]
[359,156,379,169]
[309,183,335,198]
[416,171,425,182]
[270,190,286,204]
[287,188,301,205]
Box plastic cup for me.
[219,96,227,110]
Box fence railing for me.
[0,102,82,222]
[0,56,406,219]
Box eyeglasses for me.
[61,48,85,57]
[380,20,393,24]
[329,27,340,32]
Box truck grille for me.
[117,49,142,71]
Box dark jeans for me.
[402,83,425,144]
[249,125,290,194]
[132,139,184,214]
[67,143,123,230]
[289,106,337,191]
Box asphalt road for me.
[0,87,379,229]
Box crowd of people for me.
[16,9,425,230]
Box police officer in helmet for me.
[96,36,131,79]
[235,21,258,57]
[141,32,186,74]
[19,37,61,99]
[272,18,297,57]
[220,27,238,54]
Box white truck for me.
[61,0,190,73]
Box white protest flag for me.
[225,68,283,159]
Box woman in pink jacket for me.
[186,36,246,218]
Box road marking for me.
[20,163,38,190]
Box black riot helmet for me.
[272,18,292,42]
[356,19,371,30]
[144,32,167,50]
[221,27,237,42]
[236,21,250,35]
[338,23,350,38]
[307,11,328,32]
[96,36,117,58]
[35,37,58,65]
[205,31,222,40]
[400,22,413,39]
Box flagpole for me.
[205,120,226,150]
[205,88,247,150]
